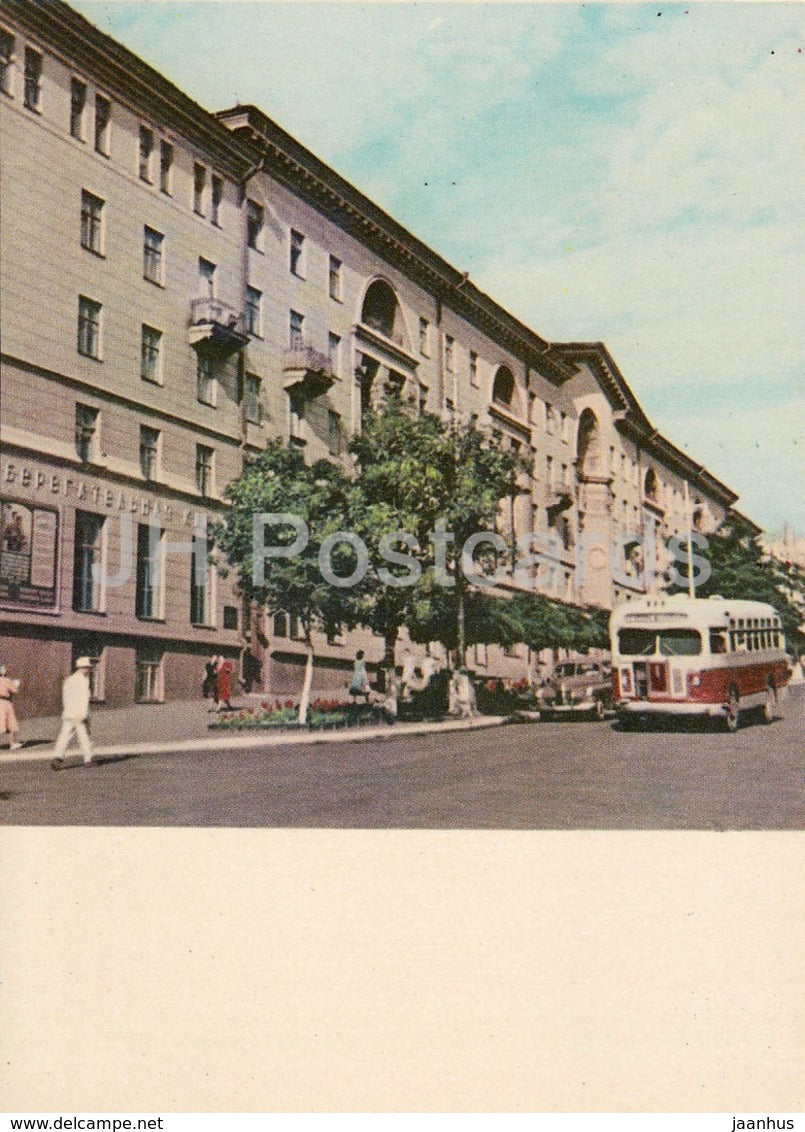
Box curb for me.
[0,715,508,765]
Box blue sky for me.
[72,1,804,534]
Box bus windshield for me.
[617,628,702,657]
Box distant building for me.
[1,0,747,713]
[764,525,805,572]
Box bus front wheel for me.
[724,686,740,733]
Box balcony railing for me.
[282,343,335,396]
[188,297,249,353]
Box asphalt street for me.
[1,687,802,829]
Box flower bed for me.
[209,697,384,732]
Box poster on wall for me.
[0,497,59,610]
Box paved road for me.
[2,688,802,829]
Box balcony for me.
[282,343,335,397]
[188,297,249,354]
[354,320,420,373]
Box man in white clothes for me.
[51,657,95,768]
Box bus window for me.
[657,629,702,656]
[617,629,656,656]
[709,630,728,654]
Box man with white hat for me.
[51,657,96,769]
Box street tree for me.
[349,402,529,667]
[212,441,360,723]
[670,520,805,653]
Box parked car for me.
[539,661,612,720]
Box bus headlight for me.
[688,673,702,688]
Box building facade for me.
[1,0,743,714]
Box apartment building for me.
[0,0,742,710]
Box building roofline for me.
[5,1,749,519]
[217,104,578,384]
[553,342,740,509]
[4,0,256,176]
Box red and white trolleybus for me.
[610,595,791,731]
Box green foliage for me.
[670,522,805,651]
[348,400,529,660]
[211,440,361,643]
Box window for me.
[243,373,261,425]
[77,297,102,359]
[196,353,215,405]
[546,455,554,488]
[70,78,86,139]
[469,350,479,387]
[419,317,430,356]
[273,612,288,638]
[139,426,160,481]
[289,309,304,348]
[80,190,104,254]
[223,605,239,631]
[328,255,342,300]
[23,46,41,111]
[245,286,262,337]
[328,332,341,376]
[135,523,163,619]
[143,226,164,284]
[159,140,173,194]
[247,199,263,249]
[211,174,223,226]
[328,411,341,456]
[193,162,206,215]
[135,643,163,702]
[0,30,14,96]
[75,404,99,463]
[190,534,213,626]
[140,325,162,384]
[290,229,305,276]
[562,462,570,488]
[195,445,214,497]
[418,384,428,414]
[138,125,153,181]
[94,94,111,155]
[72,512,104,612]
[546,403,555,434]
[198,257,215,297]
[444,335,454,373]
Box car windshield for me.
[618,629,702,657]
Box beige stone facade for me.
[0,0,744,713]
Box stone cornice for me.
[4,0,256,176]
[218,105,577,386]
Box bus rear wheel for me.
[724,686,740,733]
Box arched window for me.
[644,467,659,501]
[576,408,602,478]
[361,280,407,345]
[492,366,516,408]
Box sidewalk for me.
[0,694,506,764]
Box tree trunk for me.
[298,636,315,725]
[457,585,466,669]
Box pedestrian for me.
[51,657,95,769]
[203,654,219,708]
[381,667,401,724]
[216,656,234,710]
[401,648,418,702]
[348,649,370,700]
[0,663,22,751]
[449,668,477,719]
